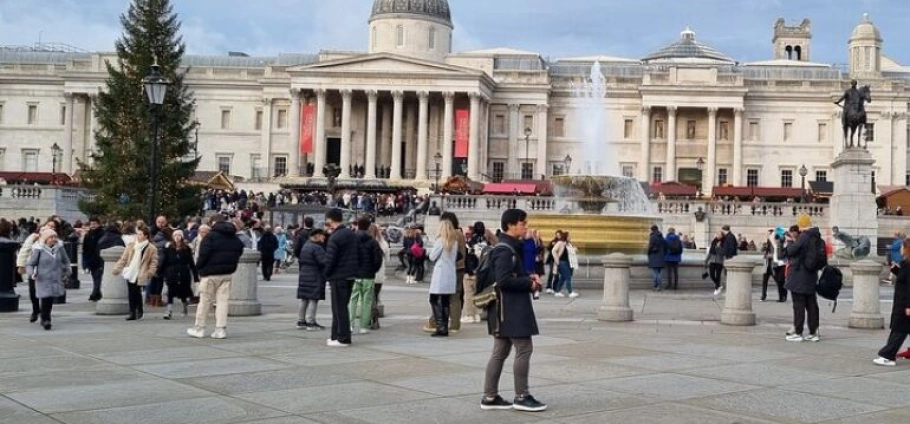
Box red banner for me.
[454,108,469,158]
[300,104,315,154]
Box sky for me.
[2,0,910,65]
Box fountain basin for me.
[529,213,660,255]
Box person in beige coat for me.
[113,226,158,321]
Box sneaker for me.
[568,292,580,298]
[512,394,547,412]
[326,339,350,347]
[297,320,307,329]
[803,333,820,342]
[211,328,227,339]
[554,292,565,298]
[309,322,325,331]
[479,395,513,411]
[545,288,554,294]
[713,288,722,296]
[186,328,205,338]
[873,357,897,367]
[460,316,475,323]
[785,334,804,342]
[358,328,370,335]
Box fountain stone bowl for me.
[530,175,661,255]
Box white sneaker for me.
[554,293,565,298]
[545,289,554,294]
[359,328,370,334]
[785,334,804,342]
[326,339,349,347]
[873,357,896,367]
[210,328,227,339]
[461,316,475,323]
[186,328,205,338]
[803,333,820,342]
[713,288,722,296]
[568,292,580,298]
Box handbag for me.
[472,283,498,309]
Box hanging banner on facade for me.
[454,108,469,158]
[300,104,315,154]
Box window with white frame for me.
[551,163,565,176]
[255,110,263,130]
[491,161,504,182]
[493,114,505,134]
[717,168,728,186]
[217,155,232,175]
[623,119,633,139]
[622,165,634,178]
[276,108,288,129]
[396,25,404,47]
[521,162,534,180]
[220,109,231,130]
[783,122,793,142]
[523,115,534,133]
[553,117,565,137]
[817,122,827,143]
[815,170,827,182]
[746,169,759,187]
[748,120,760,140]
[27,104,38,125]
[22,149,38,172]
[273,155,288,177]
[866,123,875,142]
[652,166,663,183]
[781,169,793,188]
[250,154,261,179]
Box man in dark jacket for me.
[188,217,245,340]
[721,225,738,259]
[257,227,279,281]
[349,217,383,334]
[647,225,666,291]
[781,215,821,342]
[323,208,359,347]
[481,208,546,413]
[82,217,105,302]
[293,217,315,259]
[148,215,170,306]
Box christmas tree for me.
[79,0,199,220]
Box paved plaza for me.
[1,273,910,424]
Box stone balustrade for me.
[0,185,93,222]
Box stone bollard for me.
[228,249,262,316]
[848,260,885,329]
[597,253,633,322]
[96,247,129,315]
[720,256,757,326]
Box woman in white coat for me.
[428,220,458,337]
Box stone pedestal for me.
[96,247,128,315]
[829,148,878,255]
[597,253,633,322]
[228,249,262,316]
[849,259,885,329]
[0,288,19,312]
[721,256,758,326]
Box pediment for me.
[289,53,479,77]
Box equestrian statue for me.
[834,80,872,149]
[832,226,871,259]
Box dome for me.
[850,13,882,42]
[642,27,734,64]
[370,0,452,27]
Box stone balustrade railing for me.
[0,185,94,222]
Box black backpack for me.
[816,265,843,312]
[802,232,828,273]
[474,243,516,295]
[668,238,683,255]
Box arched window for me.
[794,45,802,61]
[428,27,436,51]
[785,45,793,60]
[396,25,404,48]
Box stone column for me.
[313,89,327,177]
[665,106,677,181]
[597,253,633,321]
[733,107,744,186]
[638,106,651,181]
[720,256,757,326]
[829,148,878,255]
[96,247,128,315]
[390,91,404,180]
[228,249,262,316]
[415,91,430,181]
[536,104,548,179]
[849,260,885,329]
[289,90,301,177]
[442,92,454,177]
[467,93,481,180]
[705,107,718,194]
[260,97,273,178]
[88,94,98,159]
[63,93,75,174]
[405,101,417,176]
[339,89,353,179]
[381,102,393,169]
[508,104,520,175]
[365,90,378,179]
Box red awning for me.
[712,186,752,197]
[499,179,552,195]
[653,181,698,197]
[751,187,804,198]
[0,172,73,185]
[482,182,538,195]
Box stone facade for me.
[0,5,909,194]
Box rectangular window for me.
[781,169,793,188]
[492,161,504,182]
[719,121,729,141]
[623,119,633,139]
[520,162,534,180]
[273,156,288,177]
[27,104,38,125]
[276,109,288,129]
[22,149,38,172]
[217,155,232,175]
[255,110,263,130]
[60,105,66,125]
[652,166,663,183]
[551,163,565,176]
[747,169,759,187]
[250,154,262,179]
[686,120,696,139]
[748,121,759,140]
[493,114,505,134]
[783,122,793,142]
[653,119,664,139]
[523,115,534,133]
[717,168,728,186]
[553,117,565,137]
[428,27,436,51]
[333,107,342,127]
[622,165,634,178]
[865,123,875,142]
[220,109,231,130]
[396,25,405,47]
[815,170,827,182]
[817,123,827,143]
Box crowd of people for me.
[201,188,428,218]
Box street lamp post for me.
[523,127,532,180]
[696,157,705,197]
[563,154,572,176]
[433,152,442,194]
[192,119,200,159]
[799,164,808,202]
[142,63,170,226]
[50,142,62,184]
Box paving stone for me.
[92,346,241,365]
[655,342,800,362]
[816,408,910,423]
[50,396,286,424]
[457,383,653,420]
[365,338,492,357]
[266,349,402,367]
[432,351,569,368]
[182,368,360,395]
[325,396,538,424]
[235,381,435,414]
[388,371,562,397]
[688,389,886,423]
[0,356,106,377]
[868,369,910,385]
[7,379,210,414]
[767,356,899,376]
[583,373,759,400]
[210,338,319,355]
[602,353,737,372]
[332,357,477,381]
[535,341,649,359]
[135,357,290,379]
[684,362,837,387]
[238,417,322,424]
[783,377,910,408]
[559,403,780,424]
[0,396,60,424]
[528,360,650,383]
[0,366,151,393]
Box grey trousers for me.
[484,337,533,398]
[298,299,319,323]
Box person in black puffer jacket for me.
[82,217,105,301]
[187,218,244,340]
[324,208,358,346]
[257,227,279,281]
[297,229,327,330]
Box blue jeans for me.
[650,268,662,288]
[556,261,573,294]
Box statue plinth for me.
[829,148,878,256]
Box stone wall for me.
[0,185,91,222]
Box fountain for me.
[529,62,660,255]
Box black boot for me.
[125,311,137,321]
[30,312,38,323]
[433,304,449,337]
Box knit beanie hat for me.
[796,213,812,230]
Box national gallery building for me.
[0,0,909,194]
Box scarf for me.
[122,240,148,283]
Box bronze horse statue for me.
[835,82,872,149]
